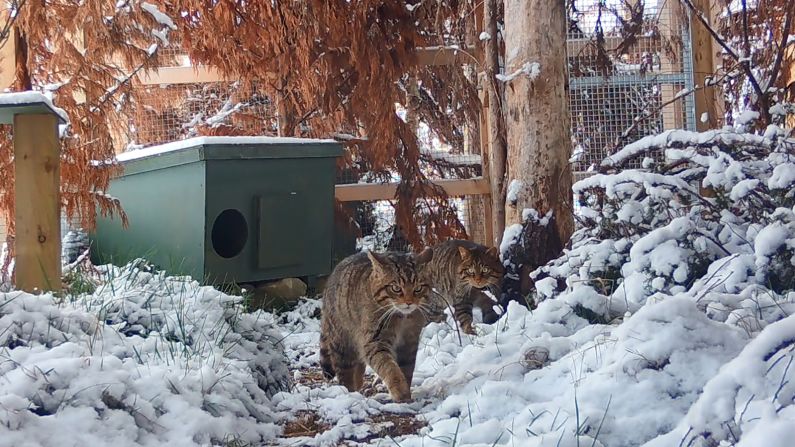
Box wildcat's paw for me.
[461,322,477,335]
[391,390,412,403]
[389,383,412,403]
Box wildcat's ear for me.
[485,246,499,258]
[457,246,472,260]
[414,247,434,265]
[367,251,388,273]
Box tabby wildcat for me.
[319,249,434,402]
[425,240,504,334]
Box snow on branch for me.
[601,128,773,170]
[496,62,541,83]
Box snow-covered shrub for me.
[0,262,290,446]
[645,313,795,447]
[532,108,795,329]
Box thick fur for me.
[319,249,433,402]
[424,240,504,334]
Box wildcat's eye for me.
[414,285,426,294]
[482,267,491,274]
[389,283,402,294]
[467,267,475,274]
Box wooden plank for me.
[335,178,490,202]
[138,65,228,85]
[14,113,62,292]
[483,0,504,247]
[138,45,477,86]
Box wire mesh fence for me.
[129,82,279,148]
[0,215,6,245]
[567,0,695,172]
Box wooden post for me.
[691,0,721,130]
[785,47,795,128]
[0,23,15,246]
[483,0,505,247]
[478,93,494,246]
[660,0,686,131]
[14,113,61,293]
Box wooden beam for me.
[477,104,494,246]
[14,113,62,293]
[335,178,490,202]
[138,65,228,85]
[138,45,478,86]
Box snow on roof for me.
[116,136,337,162]
[0,91,69,124]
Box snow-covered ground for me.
[273,295,793,447]
[5,270,791,447]
[3,257,793,447]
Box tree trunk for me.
[502,0,574,300]
[483,0,506,248]
[13,26,31,90]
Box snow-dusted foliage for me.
[535,109,795,324]
[0,262,290,446]
[484,108,795,445]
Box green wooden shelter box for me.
[91,136,343,285]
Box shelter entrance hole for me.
[212,209,248,258]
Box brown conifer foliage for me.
[166,0,479,249]
[0,1,183,243]
[1,0,483,258]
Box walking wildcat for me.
[425,240,504,334]
[319,249,434,402]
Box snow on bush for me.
[398,297,747,447]
[646,312,795,447]
[533,109,795,327]
[0,261,290,446]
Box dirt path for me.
[273,367,428,446]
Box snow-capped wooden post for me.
[0,92,67,293]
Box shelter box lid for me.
[115,136,343,175]
[0,91,68,125]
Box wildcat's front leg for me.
[453,297,476,335]
[363,342,411,402]
[472,289,501,324]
